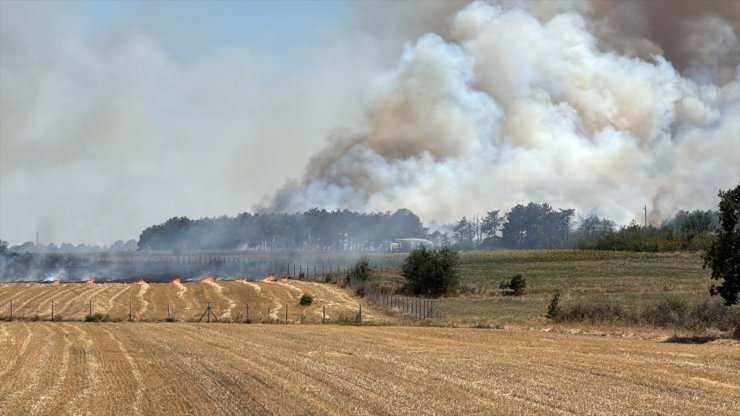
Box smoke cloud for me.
[1,1,738,245]
[270,0,740,226]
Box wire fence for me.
[0,298,368,325]
[347,277,433,321]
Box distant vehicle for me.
[388,238,435,253]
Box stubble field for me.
[0,322,738,415]
[1,252,738,415]
[0,279,385,324]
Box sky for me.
[1,0,374,245]
[1,0,738,246]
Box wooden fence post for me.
[51,300,54,321]
[89,300,92,316]
[285,305,288,324]
[323,305,326,324]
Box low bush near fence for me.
[84,313,111,322]
[299,294,313,306]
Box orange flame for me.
[201,276,217,283]
[235,278,247,283]
[171,278,182,284]
[262,275,275,282]
[136,279,146,285]
[53,280,61,285]
[87,277,96,285]
[280,277,289,282]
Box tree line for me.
[133,204,719,253]
[137,208,427,252]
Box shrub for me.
[546,291,561,319]
[554,302,630,323]
[401,246,459,296]
[346,256,373,283]
[550,297,740,331]
[299,294,313,306]
[499,274,527,296]
[84,313,111,322]
[642,298,689,327]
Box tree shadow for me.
[663,335,718,344]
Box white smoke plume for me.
[2,1,738,245]
[270,0,740,226]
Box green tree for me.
[453,217,472,248]
[347,256,372,282]
[402,246,459,296]
[499,274,527,296]
[704,184,740,305]
[480,210,501,247]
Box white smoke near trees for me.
[2,0,738,245]
[270,1,740,226]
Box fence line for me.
[347,277,433,321]
[1,260,435,322]
[0,298,368,324]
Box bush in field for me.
[642,298,689,326]
[499,274,527,296]
[402,246,459,296]
[554,302,630,323]
[346,256,373,283]
[546,291,561,319]
[84,313,111,322]
[299,294,313,306]
[550,297,740,331]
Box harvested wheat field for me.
[0,322,738,416]
[0,280,387,324]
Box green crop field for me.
[365,250,722,327]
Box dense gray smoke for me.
[2,1,738,246]
[270,0,740,226]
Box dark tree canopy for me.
[137,209,428,251]
[501,203,574,249]
[704,185,740,306]
[401,246,459,296]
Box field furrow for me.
[28,324,73,416]
[204,280,236,321]
[0,322,737,415]
[0,324,59,413]
[61,323,102,416]
[135,283,149,320]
